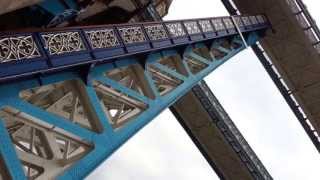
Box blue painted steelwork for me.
[0,15,268,82]
[29,0,81,27]
[0,121,26,180]
[0,15,268,179]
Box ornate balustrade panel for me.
[0,35,41,62]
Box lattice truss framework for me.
[0,32,260,179]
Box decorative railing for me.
[286,0,320,53]
[194,81,273,180]
[0,15,269,82]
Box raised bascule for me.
[0,0,317,180]
[222,0,320,152]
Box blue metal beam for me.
[0,15,268,179]
[0,15,268,83]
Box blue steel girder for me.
[0,15,268,179]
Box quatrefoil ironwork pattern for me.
[199,20,214,32]
[118,26,147,44]
[86,29,120,49]
[212,19,225,31]
[145,24,168,41]
[184,21,201,34]
[41,32,86,55]
[166,23,186,37]
[0,36,41,63]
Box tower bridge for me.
[0,12,270,179]
[0,0,318,179]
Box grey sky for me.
[87,0,320,179]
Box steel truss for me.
[0,15,268,179]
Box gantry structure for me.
[0,0,317,179]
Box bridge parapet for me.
[0,15,268,83]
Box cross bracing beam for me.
[0,15,268,179]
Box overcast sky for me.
[87,0,320,179]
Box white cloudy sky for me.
[87,0,320,179]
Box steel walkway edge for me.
[0,15,268,83]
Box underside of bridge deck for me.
[228,0,320,151]
[171,82,272,180]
